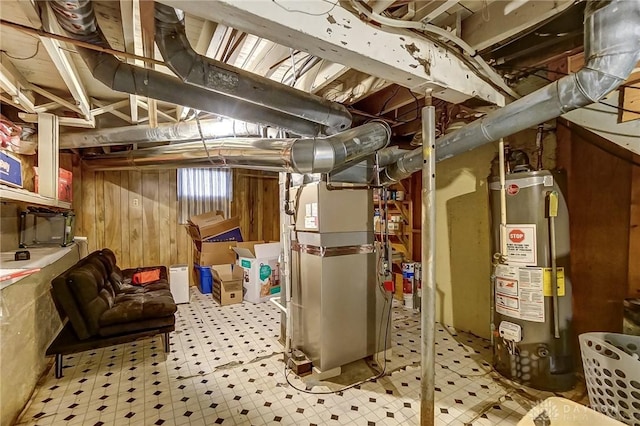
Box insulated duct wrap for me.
[154,4,352,134]
[381,0,640,184]
[83,122,390,173]
[46,0,326,136]
[59,120,263,149]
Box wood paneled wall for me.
[64,160,280,268]
[628,157,640,298]
[231,170,280,242]
[69,162,191,269]
[556,120,635,337]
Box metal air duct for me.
[59,119,263,149]
[83,122,390,172]
[46,0,324,136]
[381,0,640,184]
[154,4,352,134]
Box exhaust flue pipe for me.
[154,4,352,134]
[60,119,263,149]
[381,0,640,184]
[83,122,390,172]
[46,0,324,136]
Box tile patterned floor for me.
[17,288,579,426]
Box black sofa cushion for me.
[100,291,176,327]
[67,263,114,337]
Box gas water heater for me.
[489,164,575,391]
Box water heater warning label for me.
[495,265,545,323]
[505,224,537,265]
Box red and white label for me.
[504,224,537,265]
[507,184,520,195]
[509,229,525,243]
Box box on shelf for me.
[232,242,281,303]
[34,166,73,202]
[0,150,23,188]
[211,264,243,306]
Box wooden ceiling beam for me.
[315,69,388,105]
[0,54,37,113]
[38,2,93,121]
[195,20,217,55]
[354,84,422,116]
[292,61,350,94]
[412,0,459,23]
[138,0,158,128]
[137,100,177,123]
[19,112,95,128]
[120,0,143,123]
[90,99,130,117]
[28,84,82,114]
[167,0,504,104]
[92,98,135,123]
[0,93,30,113]
[462,0,574,52]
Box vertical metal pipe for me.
[420,105,436,426]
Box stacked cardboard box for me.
[186,211,243,286]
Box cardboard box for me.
[0,150,23,188]
[233,242,281,303]
[194,241,238,266]
[211,264,244,306]
[187,211,243,247]
[34,167,72,201]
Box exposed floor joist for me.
[18,112,96,128]
[38,2,93,122]
[462,0,574,52]
[0,54,37,113]
[413,0,460,23]
[120,0,143,124]
[28,84,82,115]
[138,0,158,128]
[162,0,504,105]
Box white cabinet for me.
[169,265,190,304]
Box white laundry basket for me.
[578,332,640,425]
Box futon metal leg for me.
[55,354,63,379]
[163,332,170,353]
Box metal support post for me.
[420,105,436,425]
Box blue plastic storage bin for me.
[195,265,213,294]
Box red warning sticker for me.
[507,184,520,195]
[509,229,525,243]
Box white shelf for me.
[0,184,71,209]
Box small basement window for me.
[177,168,232,223]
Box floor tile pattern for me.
[17,288,579,425]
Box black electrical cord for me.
[1,40,40,60]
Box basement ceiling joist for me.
[159,0,505,106]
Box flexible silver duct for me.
[46,0,324,136]
[154,4,352,134]
[381,0,640,184]
[83,122,390,172]
[59,119,263,149]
